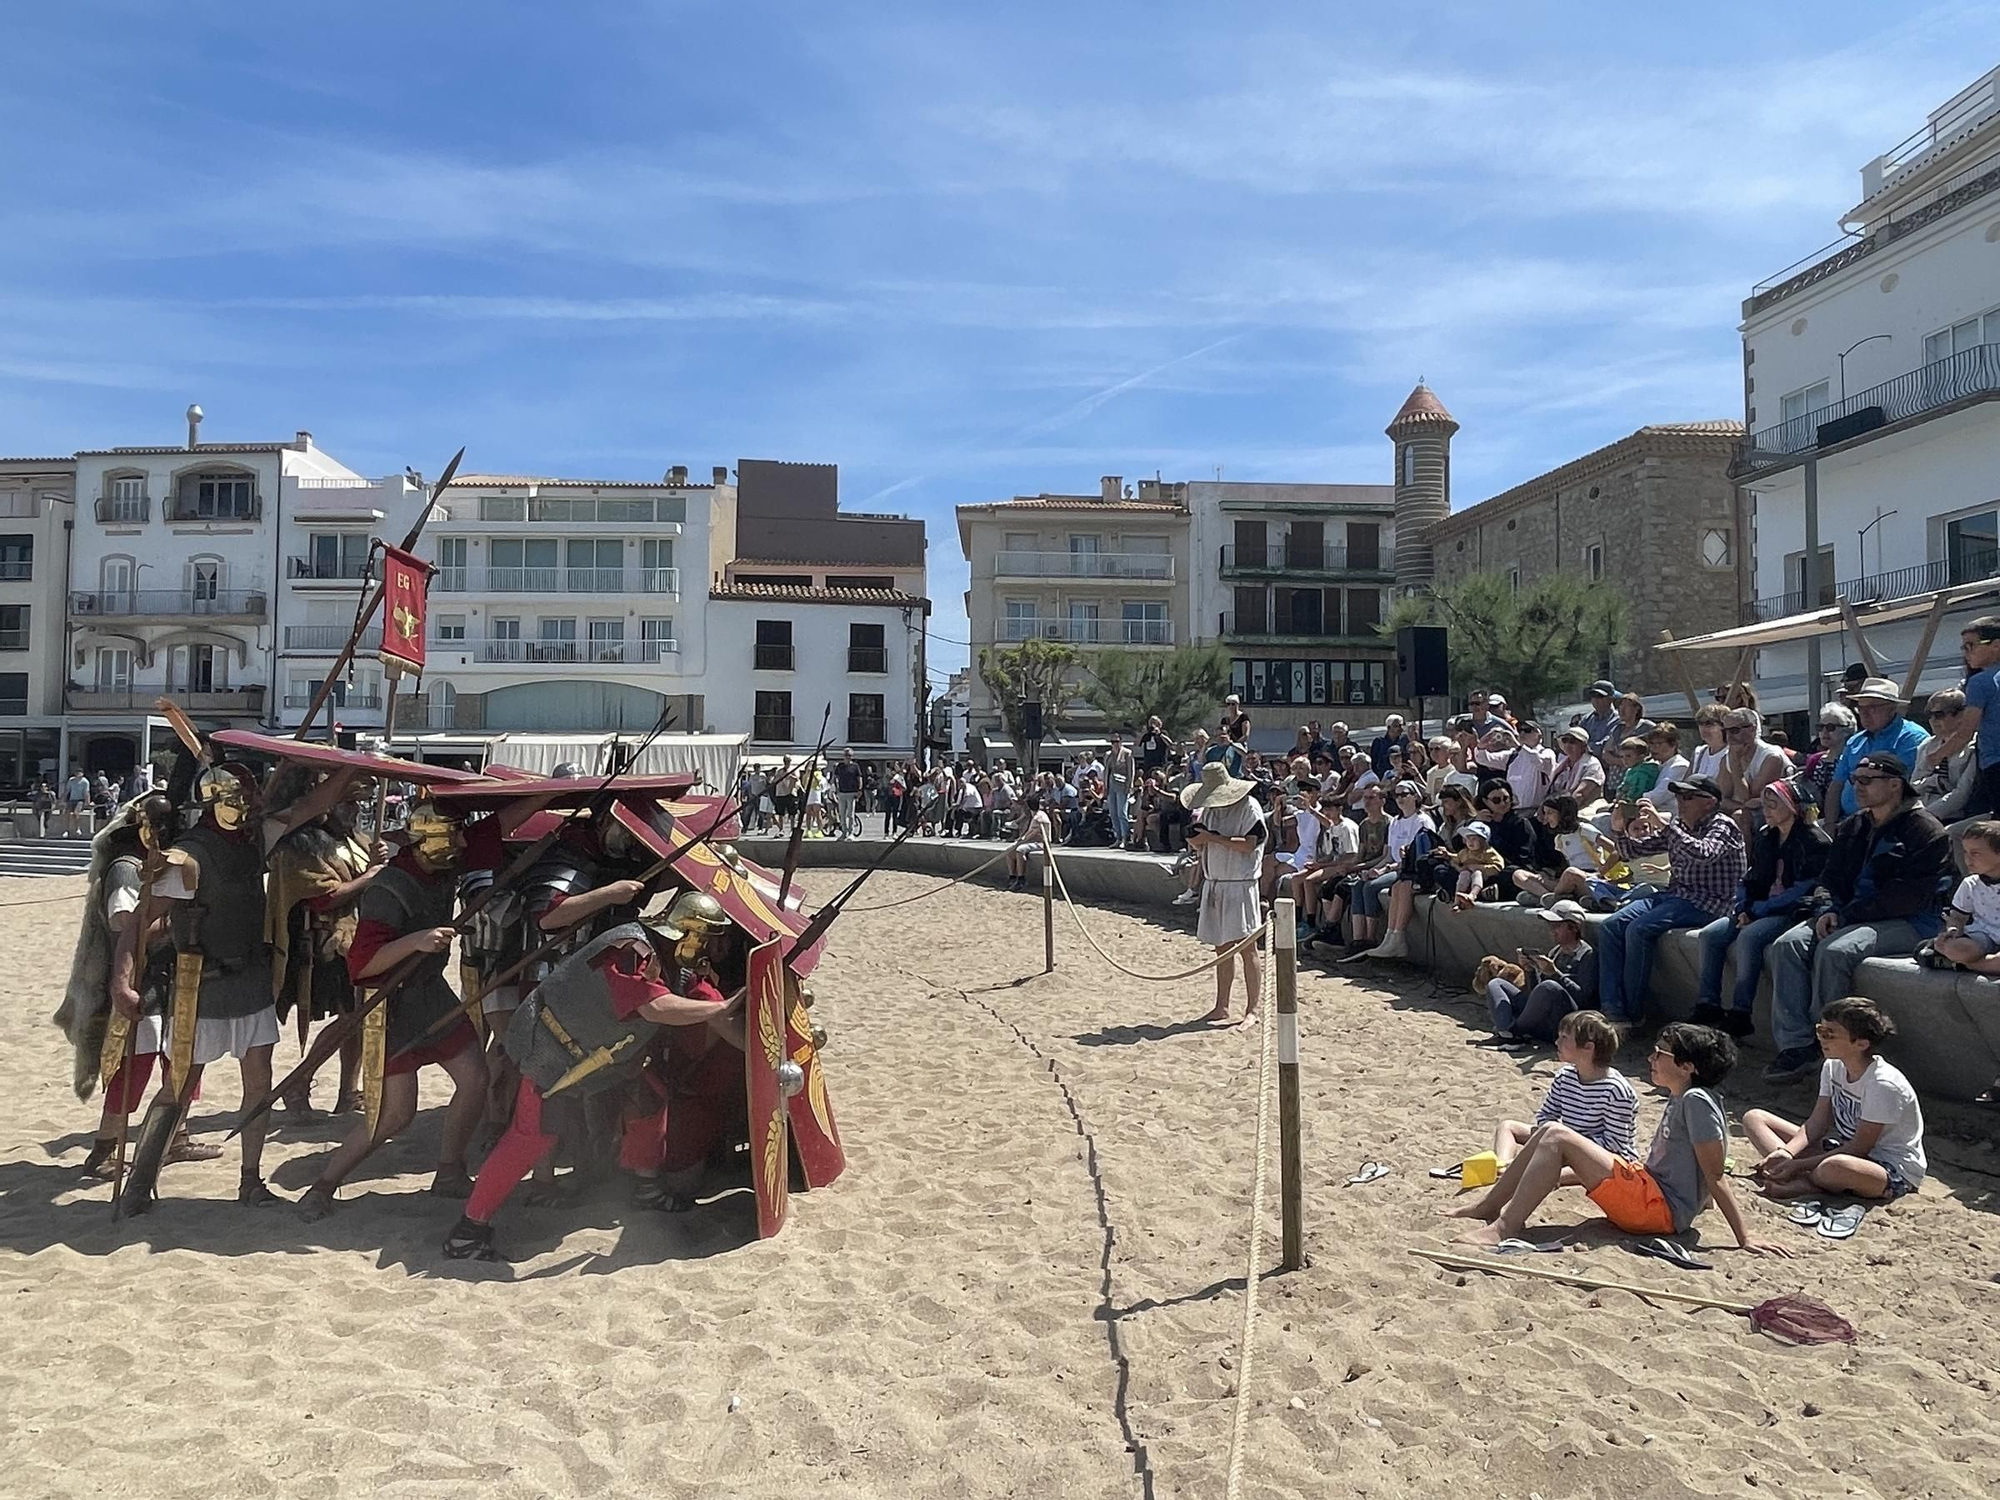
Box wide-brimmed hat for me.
[1849,677,1905,706]
[1180,761,1255,811]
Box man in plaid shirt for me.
[1597,773,1747,1022]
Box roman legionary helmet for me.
[404,800,465,871]
[195,762,255,831]
[657,888,728,961]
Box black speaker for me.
[1395,625,1448,700]
[1022,701,1044,740]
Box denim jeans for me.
[1596,893,1716,1022]
[1356,869,1399,919]
[1765,917,1927,1051]
[1109,785,1130,843]
[1486,977,1579,1041]
[1694,911,1796,1013]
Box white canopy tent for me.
[379,731,746,791]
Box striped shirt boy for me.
[1535,1063,1640,1158]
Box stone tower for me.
[1386,381,1457,595]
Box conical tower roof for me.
[1385,381,1458,437]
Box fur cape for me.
[52,813,139,1100]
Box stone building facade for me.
[1428,422,1749,700]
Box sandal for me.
[80,1138,120,1180]
[1343,1161,1391,1186]
[630,1177,697,1213]
[1622,1236,1713,1272]
[1784,1199,1828,1227]
[1817,1204,1868,1241]
[237,1176,281,1206]
[441,1216,505,1262]
[167,1133,223,1164]
[297,1184,337,1223]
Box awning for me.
[1657,578,2000,653]
[377,730,745,793]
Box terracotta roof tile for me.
[709,582,928,606]
[1385,382,1458,435]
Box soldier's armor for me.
[169,824,270,1020]
[518,847,600,987]
[358,862,462,1054]
[503,922,677,1099]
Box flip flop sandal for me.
[1621,1237,1713,1272]
[1785,1199,1828,1226]
[1817,1204,1868,1241]
[1494,1238,1567,1255]
[1343,1161,1391,1186]
[1427,1164,1463,1180]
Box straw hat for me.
[1849,677,1905,706]
[1180,760,1255,811]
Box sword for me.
[541,1034,639,1099]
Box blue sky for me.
[4,2,1997,687]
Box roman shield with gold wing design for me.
[782,966,844,1188]
[744,938,790,1240]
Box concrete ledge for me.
[736,837,2000,1102]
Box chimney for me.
[1100,474,1122,503]
[295,430,313,449]
[712,465,728,485]
[667,464,689,485]
[185,403,204,449]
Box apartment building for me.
[1739,63,2000,715]
[0,458,74,788]
[957,476,1192,752]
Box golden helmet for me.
[404,800,464,869]
[195,764,252,830]
[658,888,728,942]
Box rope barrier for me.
[1048,849,1269,982]
[801,842,1015,914]
[1223,920,1280,1500]
[0,889,87,908]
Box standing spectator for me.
[132,761,154,796]
[1574,681,1621,758]
[1475,721,1553,811]
[1464,691,1502,740]
[832,750,863,838]
[1825,679,1928,821]
[63,766,91,837]
[1136,716,1175,776]
[1369,714,1411,777]
[1181,763,1267,1026]
[1597,775,1747,1023]
[29,776,55,836]
[770,758,798,830]
[1763,753,1948,1081]
[1547,728,1606,805]
[1917,616,2000,819]
[881,767,905,833]
[1218,694,1252,747]
[1105,731,1136,848]
[1693,779,1831,1038]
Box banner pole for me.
[1275,895,1304,1271]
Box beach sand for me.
[2,864,1998,1499]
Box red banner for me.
[379,544,430,674]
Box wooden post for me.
[1658,630,1702,718]
[1900,592,1952,703]
[1042,852,1055,974]
[1838,597,1881,676]
[372,666,403,834]
[1274,896,1304,1271]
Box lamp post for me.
[1744,446,1825,718]
[1858,508,1899,580]
[1837,334,1892,402]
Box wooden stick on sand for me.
[1409,1247,1757,1314]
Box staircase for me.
[0,838,95,878]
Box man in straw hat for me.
[1823,677,1926,822]
[1181,760,1268,1027]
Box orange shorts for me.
[1586,1160,1675,1235]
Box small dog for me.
[1471,954,1527,996]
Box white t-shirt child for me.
[1947,874,2000,948]
[1818,1056,1926,1189]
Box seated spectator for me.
[1824,678,1928,822]
[1639,723,1690,815]
[1423,735,1458,799]
[1342,782,1433,958]
[1911,616,2000,821]
[1448,820,1504,909]
[1598,775,1747,1023]
[1718,708,1790,826]
[1482,902,1600,1046]
[1608,736,1654,804]
[1801,703,1856,807]
[1912,688,1977,824]
[1763,752,1949,1082]
[1005,796,1052,890]
[1687,702,1729,784]
[1297,792,1361,945]
[1512,794,1622,906]
[1744,997,1926,1203]
[1446,1023,1788,1256]
[1693,779,1830,1038]
[1488,1009,1631,1165]
[1339,744,1381,814]
[1371,714,1412,777]
[1478,782,1558,900]
[1548,728,1606,805]
[1324,785,1391,951]
[1925,819,2000,972]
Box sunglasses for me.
[1850,772,1897,785]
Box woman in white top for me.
[1182,763,1267,1027]
[1688,704,1729,783]
[1640,722,1692,815]
[1548,728,1606,804]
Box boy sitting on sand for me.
[1446,1023,1790,1255]
[1743,997,1926,1202]
[1490,1011,1636,1166]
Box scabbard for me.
[168,952,203,1092]
[361,997,388,1138]
[460,963,486,1041]
[98,1009,134,1094]
[297,956,313,1054]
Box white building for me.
[0,458,75,788]
[1740,64,2000,716]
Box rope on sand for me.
[802,842,1015,914]
[1223,921,1278,1500]
[1049,849,1268,982]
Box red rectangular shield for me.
[782,966,844,1188]
[379,544,430,674]
[744,939,791,1240]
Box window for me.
[754,690,793,742]
[0,672,25,716]
[1700,529,1732,569]
[587,618,626,661]
[101,556,134,606]
[1780,381,1831,426]
[1784,546,1836,607]
[1275,589,1319,637]
[1067,534,1103,578]
[755,619,794,671]
[0,535,30,581]
[429,681,457,728]
[843,574,896,591]
[304,532,370,580]
[535,617,578,662]
[1003,599,1038,640]
[1505,567,1521,594]
[847,693,887,744]
[0,605,27,651]
[736,573,813,588]
[1401,444,1416,486]
[174,470,256,521]
[566,538,623,592]
[1122,600,1168,644]
[490,538,558,590]
[1285,520,1324,571]
[848,621,887,673]
[1346,522,1380,571]
[490,616,521,659]
[641,617,677,661]
[434,614,466,642]
[95,648,132,691]
[189,559,221,608]
[174,645,221,693]
[1232,585,1267,635]
[1347,588,1381,632]
[642,539,677,593]
[1585,543,1604,581]
[435,537,468,592]
[1945,511,2000,586]
[1922,307,2000,365]
[1067,601,1100,643]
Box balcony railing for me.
[0,562,30,581]
[847,717,888,745]
[94,495,150,524]
[753,715,793,742]
[1743,547,2000,622]
[69,686,265,713]
[0,629,29,651]
[283,625,383,653]
[754,644,795,670]
[69,589,266,618]
[1218,610,1376,639]
[641,566,680,594]
[997,617,1175,645]
[288,555,374,582]
[847,646,888,673]
[437,566,634,594]
[1219,543,1379,574]
[473,639,635,664]
[640,638,680,662]
[282,691,383,710]
[992,550,1175,580]
[1747,345,2000,458]
[473,494,687,524]
[165,497,261,524]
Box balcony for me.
[847,717,888,745]
[1744,345,2000,461]
[283,691,383,710]
[847,646,888,673]
[165,497,261,524]
[640,638,680,662]
[473,639,638,665]
[755,643,796,671]
[1742,548,2000,623]
[1218,543,1384,577]
[641,566,680,594]
[94,495,150,524]
[997,617,1175,646]
[283,625,383,653]
[68,686,266,714]
[991,550,1175,581]
[434,566,634,594]
[471,494,687,525]
[1219,610,1378,641]
[287,555,374,583]
[70,589,266,620]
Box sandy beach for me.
[2,864,1998,1499]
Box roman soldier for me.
[442,889,734,1262]
[297,800,489,1221]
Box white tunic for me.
[1196,797,1267,947]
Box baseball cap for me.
[1556,725,1589,745]
[1535,899,1589,925]
[1667,774,1723,799]
[1588,680,1617,698]
[1463,820,1492,840]
[1853,751,1912,783]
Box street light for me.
[1858,508,1900,579]
[1837,334,1892,402]
[1743,444,1828,718]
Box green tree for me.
[977,638,1080,750]
[1077,645,1232,736]
[1383,572,1629,719]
